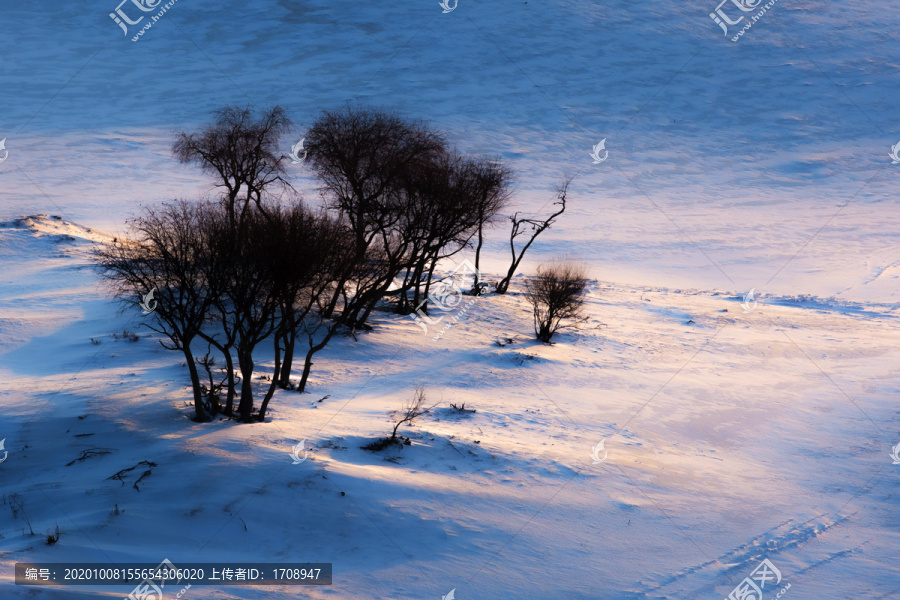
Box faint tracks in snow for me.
[635,513,856,599]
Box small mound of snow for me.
[3,213,114,244]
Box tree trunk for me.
[415,255,434,309]
[423,256,439,311]
[237,350,255,422]
[278,327,296,388]
[473,222,485,295]
[497,250,525,294]
[182,342,208,422]
[322,277,345,319]
[258,336,282,421]
[222,346,236,415]
[275,312,297,389]
[297,348,315,394]
[355,295,380,329]
[397,267,415,314]
[497,252,526,294]
[297,325,339,393]
[343,286,375,328]
[226,186,239,232]
[198,334,237,415]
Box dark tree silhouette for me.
[469,157,513,295]
[495,178,571,295]
[266,206,355,398]
[199,206,283,422]
[304,106,447,327]
[173,105,293,230]
[94,200,216,422]
[396,153,510,312]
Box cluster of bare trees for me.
[303,108,515,319]
[95,197,351,422]
[96,105,578,423]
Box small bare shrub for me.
[46,524,60,545]
[363,386,436,451]
[391,386,435,437]
[3,493,34,536]
[524,260,589,343]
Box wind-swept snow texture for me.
[1,0,900,599]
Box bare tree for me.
[394,152,477,313]
[395,153,511,312]
[524,260,590,343]
[495,178,571,295]
[262,206,354,404]
[163,106,292,421]
[469,157,513,294]
[292,297,342,396]
[173,105,293,230]
[198,205,283,422]
[268,205,336,389]
[304,106,447,328]
[305,107,516,323]
[94,200,215,422]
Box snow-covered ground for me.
[1,0,899,598]
[2,217,898,599]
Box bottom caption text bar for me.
[16,562,332,586]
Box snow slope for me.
[0,216,898,599]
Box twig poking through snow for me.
[65,448,113,466]
[447,439,464,456]
[107,461,158,487]
[133,468,152,491]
